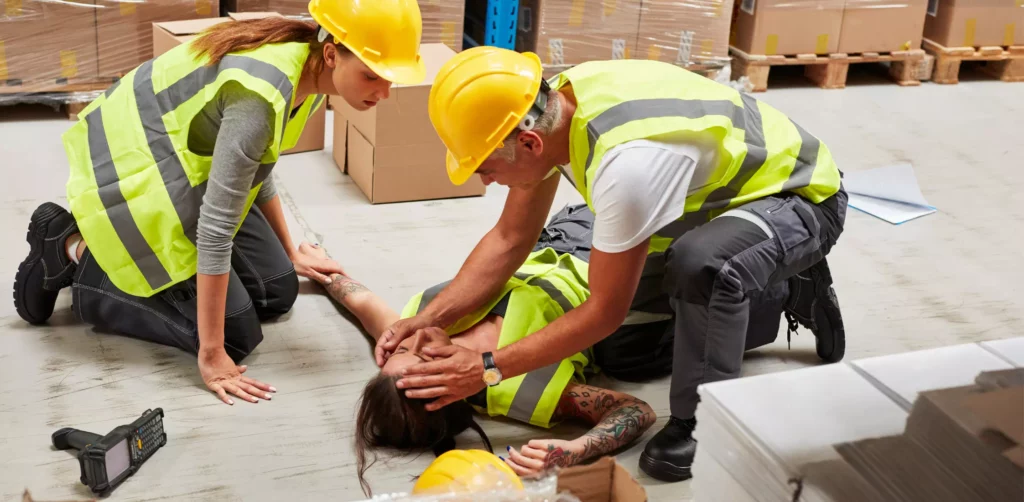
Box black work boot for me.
[784,256,845,363]
[639,416,697,482]
[14,203,78,324]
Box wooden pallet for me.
[730,46,926,92]
[923,39,1024,84]
[0,78,116,119]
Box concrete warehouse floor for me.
[1,69,1022,502]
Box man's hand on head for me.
[397,344,486,411]
[376,315,440,366]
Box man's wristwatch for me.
[481,352,503,387]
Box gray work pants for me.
[71,206,298,362]
[661,188,848,418]
[539,188,848,418]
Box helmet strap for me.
[316,26,331,43]
[518,79,552,132]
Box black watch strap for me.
[482,351,496,370]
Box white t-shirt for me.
[589,139,715,253]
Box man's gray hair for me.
[490,90,563,163]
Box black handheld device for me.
[51,408,167,496]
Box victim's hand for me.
[504,440,583,477]
[198,349,275,405]
[292,242,345,285]
[396,343,485,411]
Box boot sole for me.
[639,452,692,482]
[13,203,65,324]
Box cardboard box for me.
[419,0,465,52]
[556,457,647,502]
[97,0,220,78]
[151,17,232,58]
[730,0,845,55]
[838,0,929,53]
[637,0,734,70]
[0,0,98,82]
[151,13,325,155]
[332,43,486,204]
[517,0,642,76]
[924,0,1022,48]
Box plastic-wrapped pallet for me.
[0,0,220,107]
[0,0,103,105]
[222,0,465,52]
[636,0,735,74]
[516,0,644,78]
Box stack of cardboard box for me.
[516,0,643,77]
[637,0,734,72]
[924,0,1023,48]
[731,0,1019,56]
[0,0,99,86]
[222,0,465,53]
[515,0,738,77]
[331,44,486,204]
[96,0,220,78]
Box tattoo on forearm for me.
[545,385,655,469]
[326,274,369,302]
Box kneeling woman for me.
[13,1,426,405]
[301,240,656,495]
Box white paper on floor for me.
[843,163,937,225]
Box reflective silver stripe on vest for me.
[312,94,325,109]
[135,60,208,244]
[660,93,771,233]
[584,98,745,177]
[132,57,293,243]
[781,120,819,192]
[506,360,562,423]
[416,280,452,314]
[506,272,578,424]
[512,273,575,315]
[86,109,174,290]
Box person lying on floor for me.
[296,232,656,495]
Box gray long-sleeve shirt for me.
[189,81,279,275]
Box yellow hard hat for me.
[413,449,525,494]
[428,46,548,186]
[307,0,426,85]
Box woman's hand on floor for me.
[198,348,275,405]
[292,242,345,285]
[503,439,584,477]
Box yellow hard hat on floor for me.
[413,449,525,494]
[428,46,547,186]
[307,0,426,85]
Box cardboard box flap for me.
[556,457,647,502]
[228,11,283,20]
[155,17,231,36]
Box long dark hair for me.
[189,17,350,78]
[355,373,492,496]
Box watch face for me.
[483,370,501,385]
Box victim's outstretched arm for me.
[504,383,656,476]
[298,243,400,341]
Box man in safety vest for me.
[378,47,848,482]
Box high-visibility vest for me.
[550,59,842,254]
[63,42,325,297]
[401,248,594,428]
